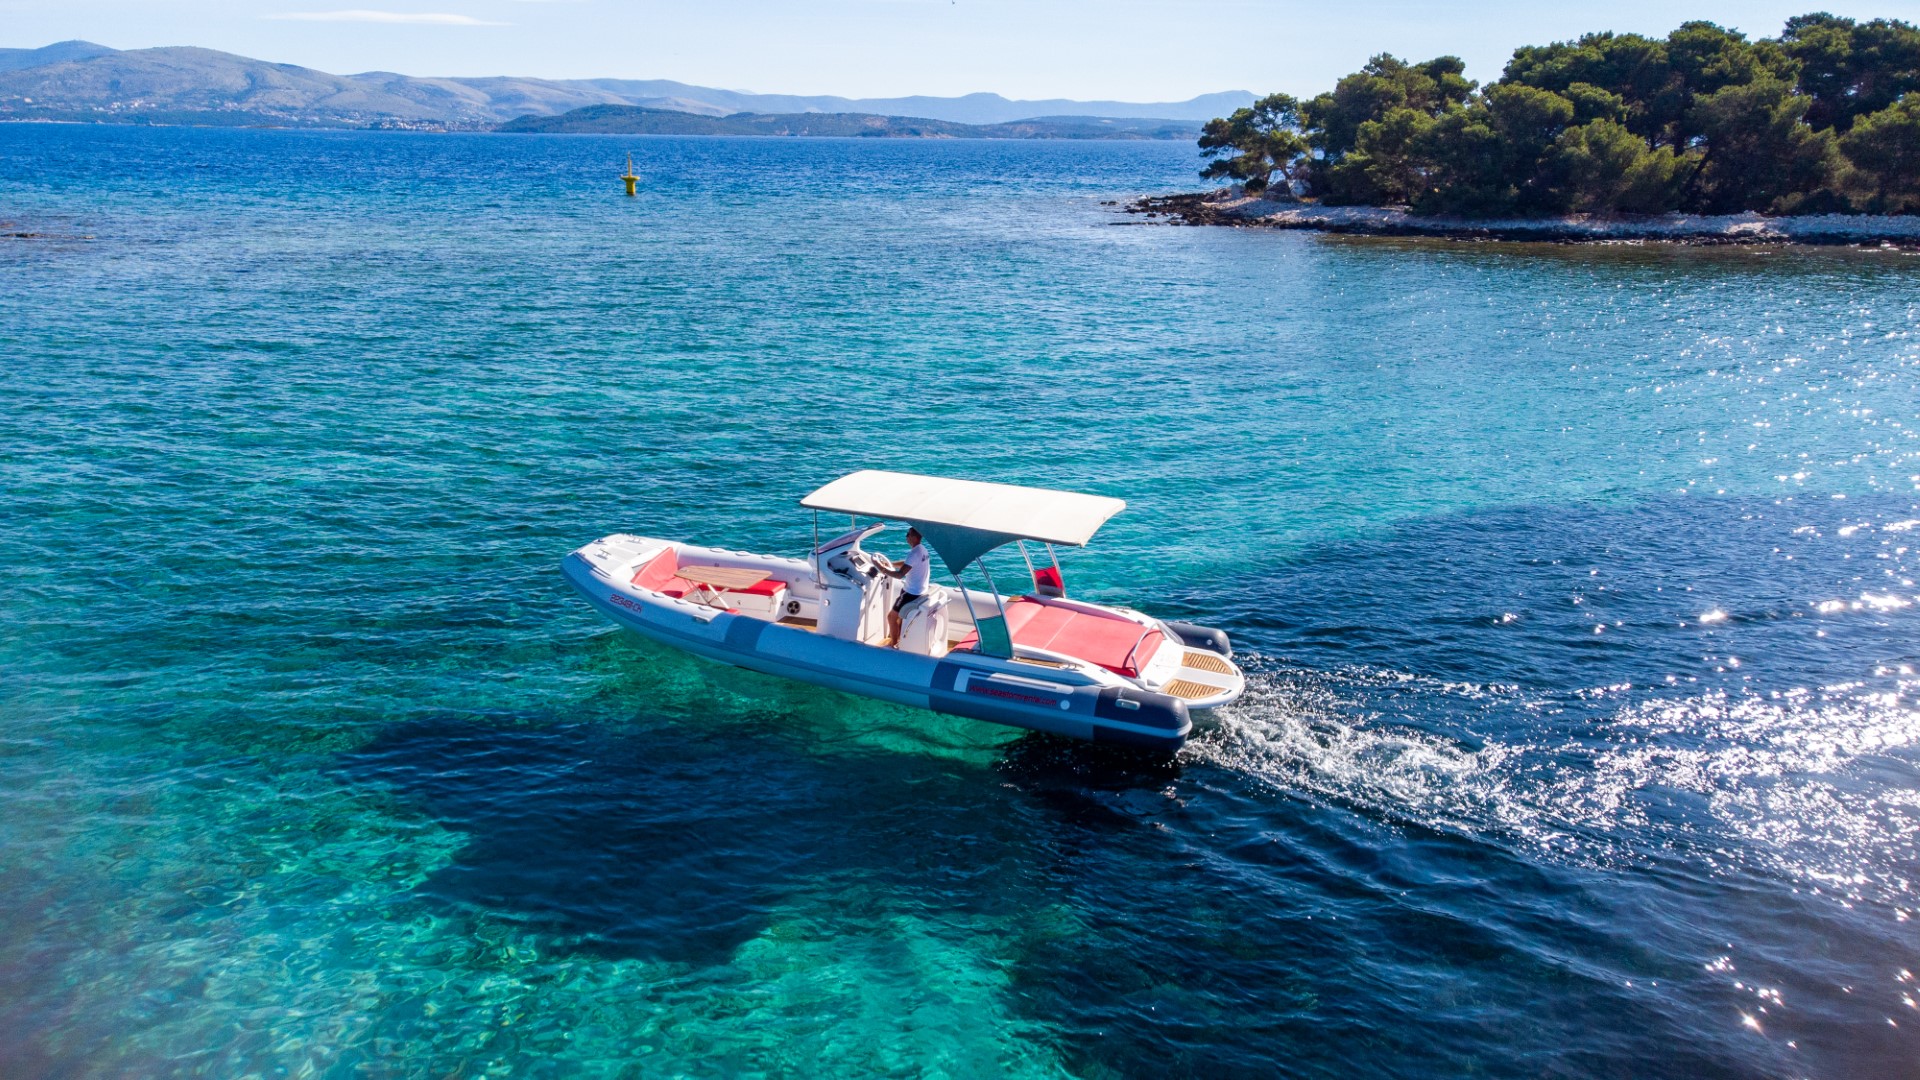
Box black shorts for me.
[892,591,922,614]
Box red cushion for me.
[631,547,695,597]
[632,549,787,599]
[952,598,1163,676]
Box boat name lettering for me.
[970,683,1062,708]
[607,592,643,611]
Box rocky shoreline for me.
[1119,189,1920,247]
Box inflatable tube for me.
[1089,686,1190,753]
[1164,621,1231,659]
[563,534,1242,752]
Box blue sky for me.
[5,1,1919,100]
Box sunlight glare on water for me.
[1,124,1917,1077]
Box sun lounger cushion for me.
[631,547,696,597]
[632,548,787,600]
[953,597,1163,676]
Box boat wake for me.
[1187,664,1524,838]
[1190,656,1920,906]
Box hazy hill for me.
[0,42,628,126]
[0,41,1251,129]
[497,104,1203,139]
[0,40,116,73]
[561,81,1253,125]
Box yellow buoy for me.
[622,153,639,197]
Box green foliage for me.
[1550,119,1694,213]
[1205,12,1920,217]
[1503,32,1687,147]
[1302,55,1473,203]
[1839,97,1920,210]
[1784,14,1920,130]
[1303,55,1473,158]
[1688,77,1838,213]
[1413,104,1514,215]
[1666,21,1799,95]
[1335,107,1438,205]
[1562,83,1630,125]
[1198,93,1309,194]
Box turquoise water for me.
[3,124,1918,1077]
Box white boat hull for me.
[562,534,1245,752]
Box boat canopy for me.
[801,469,1126,574]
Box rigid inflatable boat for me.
[561,470,1245,752]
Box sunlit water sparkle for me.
[2,125,1917,1077]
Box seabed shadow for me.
[339,708,1188,967]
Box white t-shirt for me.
[901,543,932,595]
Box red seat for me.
[631,548,787,599]
[631,547,696,597]
[952,597,1164,676]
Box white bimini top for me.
[801,469,1127,573]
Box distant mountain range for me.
[0,41,1252,133]
[499,105,1202,140]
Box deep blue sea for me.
[3,124,1917,1078]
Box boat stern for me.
[1151,644,1247,710]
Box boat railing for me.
[1120,626,1162,677]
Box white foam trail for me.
[1187,666,1526,837]
[1190,656,1920,904]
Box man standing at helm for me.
[881,526,931,648]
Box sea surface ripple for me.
[2,125,1917,1078]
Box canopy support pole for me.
[953,568,982,636]
[811,511,823,587]
[977,559,1011,631]
[978,562,1008,619]
[950,558,1015,659]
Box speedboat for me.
[561,470,1245,752]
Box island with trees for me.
[1132,13,1920,244]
